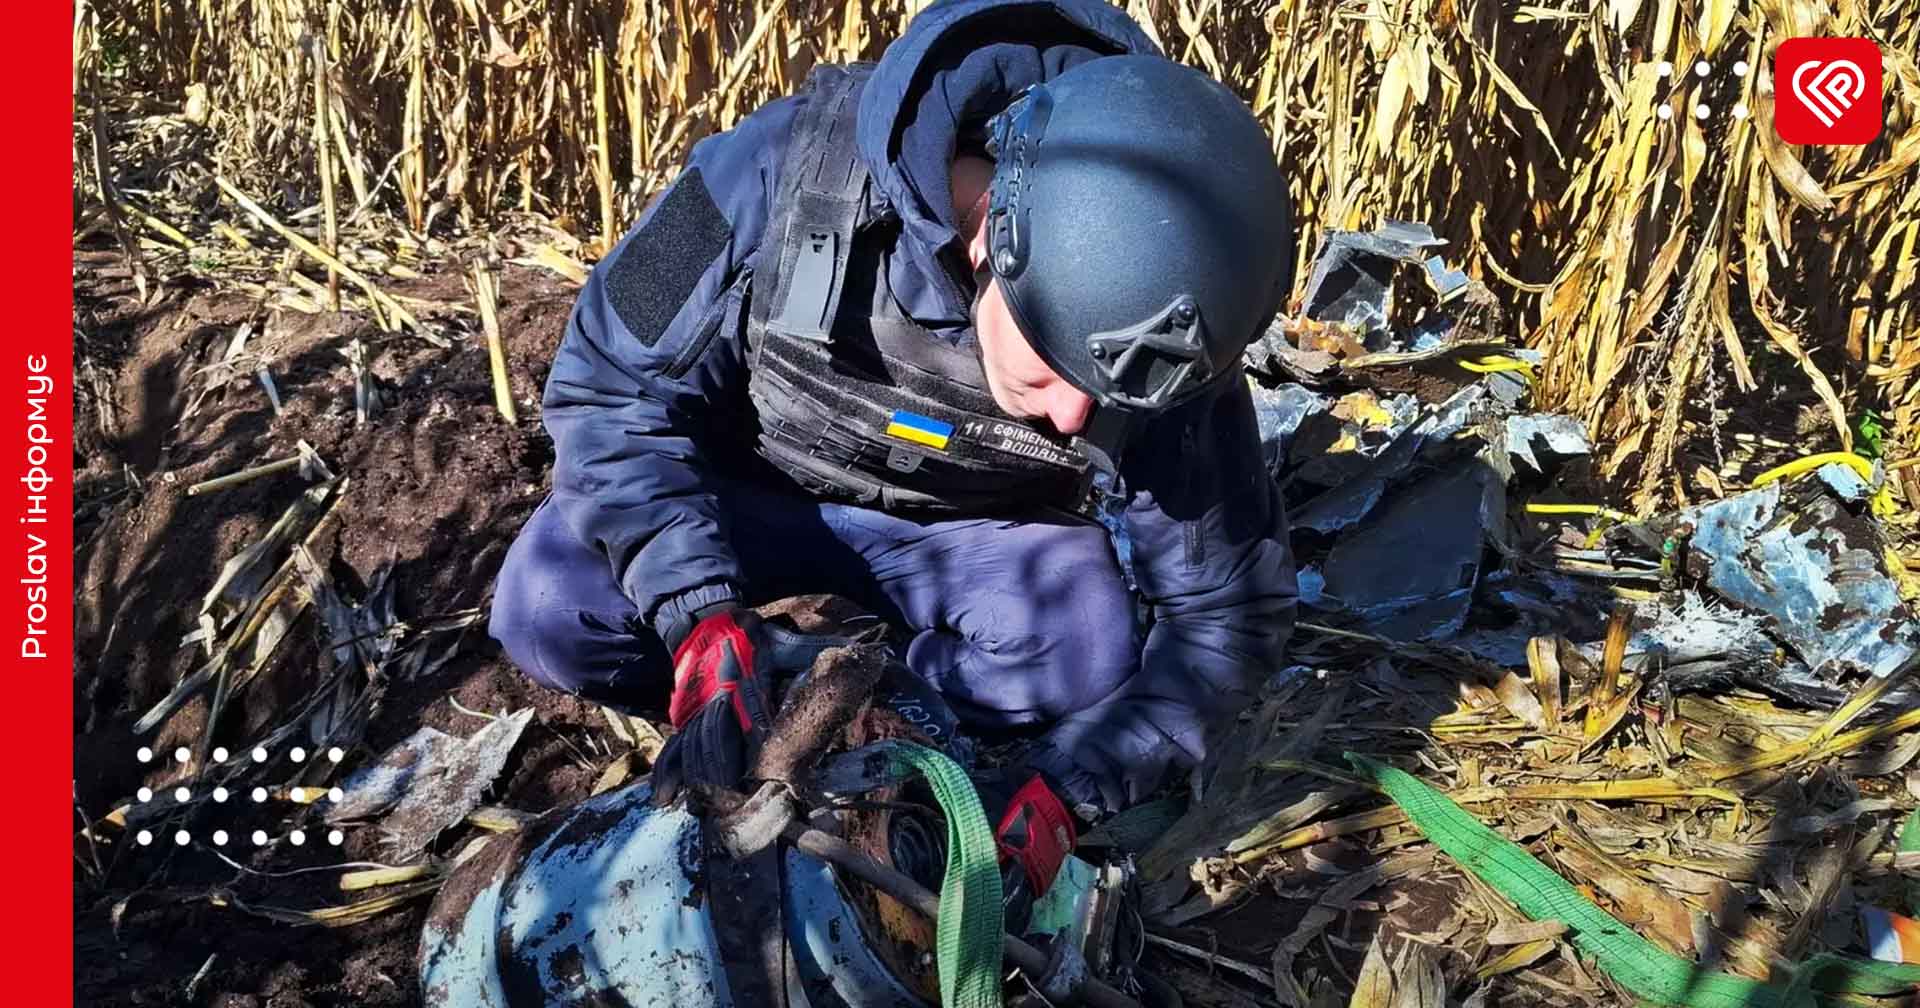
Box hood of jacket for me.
[853,0,1160,332]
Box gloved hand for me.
[976,769,1080,936]
[651,603,775,805]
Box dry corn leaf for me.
[1492,671,1546,730]
[1551,827,1696,955]
[1484,919,1570,945]
[1752,96,1837,212]
[1475,938,1556,979]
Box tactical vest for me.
[743,62,1105,522]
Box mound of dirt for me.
[73,253,614,1007]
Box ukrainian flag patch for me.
[884,410,953,451]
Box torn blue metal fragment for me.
[419,778,932,1008]
[1423,255,1471,302]
[1817,461,1873,502]
[1317,462,1505,641]
[1682,482,1920,682]
[1506,414,1591,474]
[1299,221,1448,337]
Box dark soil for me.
[73,251,610,1007]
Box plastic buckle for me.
[885,445,923,473]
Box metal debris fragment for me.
[1675,482,1920,682]
[352,708,533,855]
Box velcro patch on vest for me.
[606,166,730,347]
[958,419,1083,469]
[883,410,953,451]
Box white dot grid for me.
[130,745,354,853]
[128,820,356,850]
[1651,59,1749,121]
[147,745,349,765]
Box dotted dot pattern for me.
[130,745,357,851]
[1654,56,1753,122]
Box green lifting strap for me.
[1346,752,1920,1008]
[887,742,1006,1008]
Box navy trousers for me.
[489,483,1140,732]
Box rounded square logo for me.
[1774,37,1884,145]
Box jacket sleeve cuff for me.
[1017,740,1116,825]
[651,583,744,652]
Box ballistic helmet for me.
[981,54,1295,433]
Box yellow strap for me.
[1751,451,1897,517]
[1456,354,1537,381]
[1524,502,1636,524]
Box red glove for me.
[983,771,1078,934]
[668,604,772,735]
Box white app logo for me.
[1790,58,1868,127]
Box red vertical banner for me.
[6,0,74,996]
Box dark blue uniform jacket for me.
[538,0,1298,810]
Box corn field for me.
[74,0,1920,510]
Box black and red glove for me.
[666,603,773,733]
[980,770,1079,935]
[651,603,774,804]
